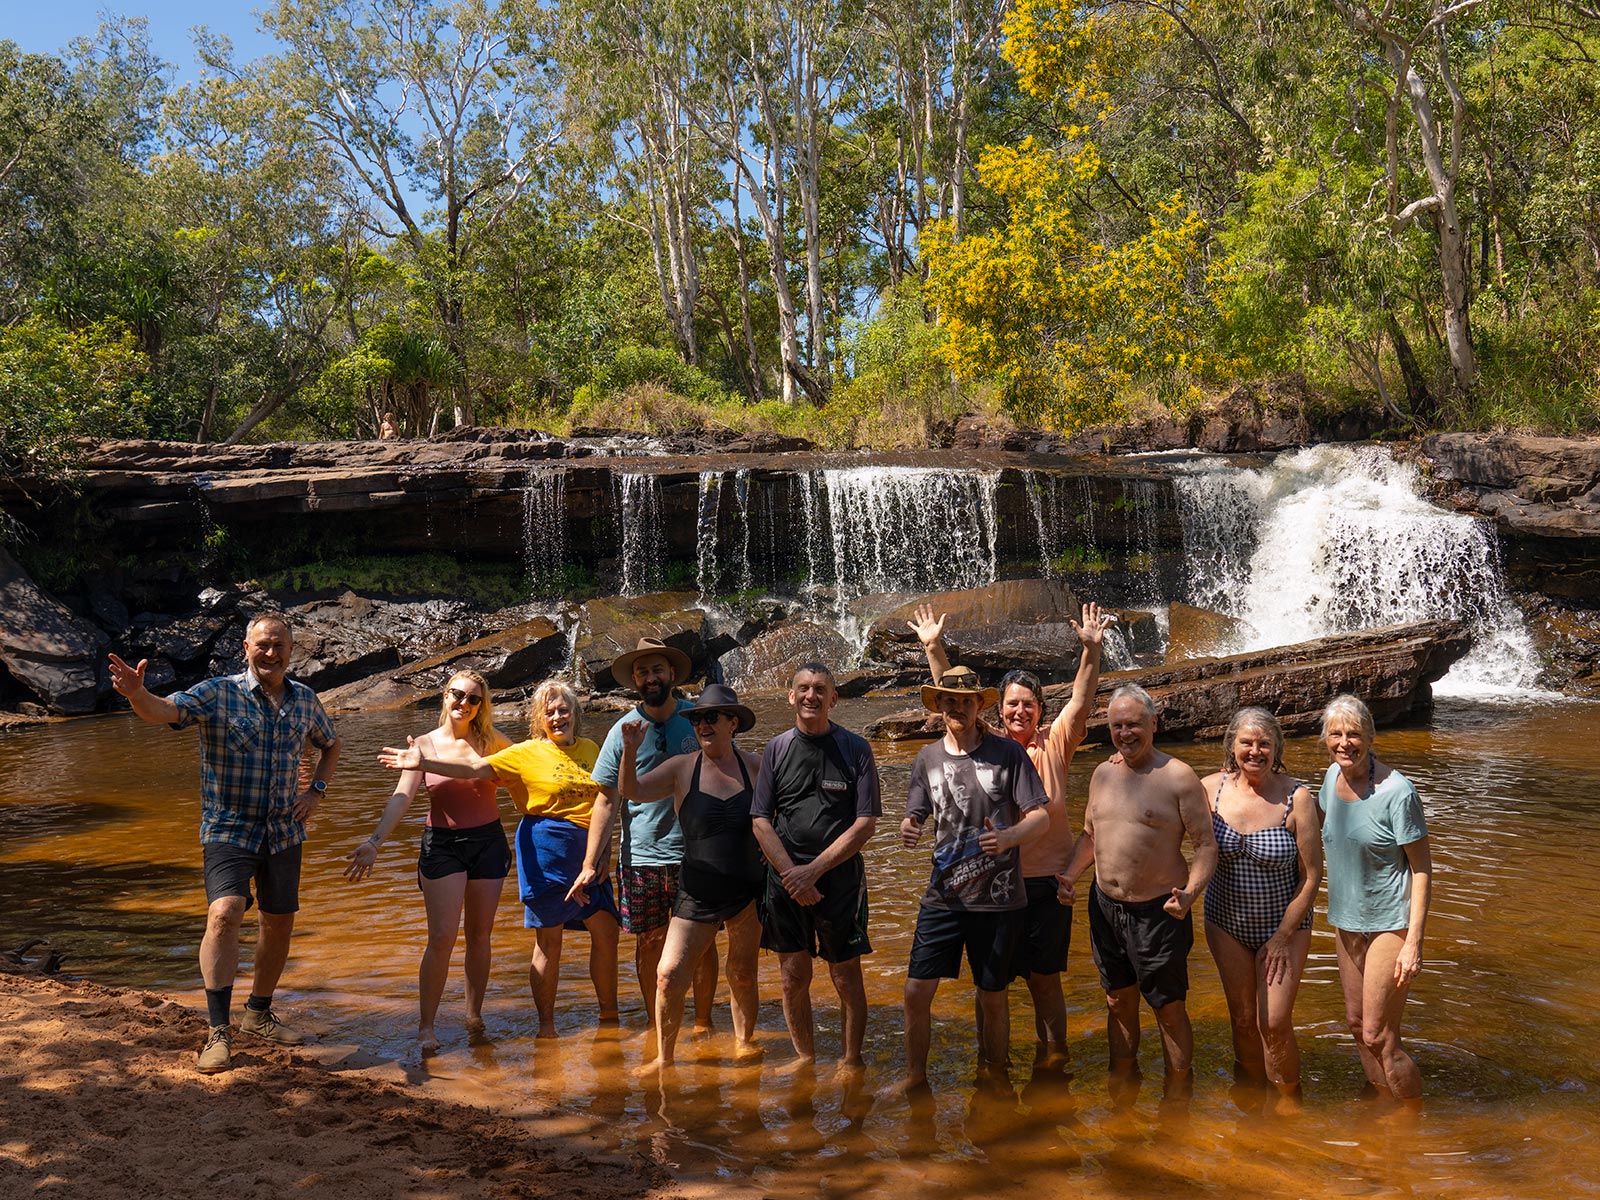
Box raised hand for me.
[906,603,947,648]
[1071,601,1111,647]
[620,720,648,752]
[107,653,148,697]
[378,735,422,771]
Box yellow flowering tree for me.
[923,0,1242,430]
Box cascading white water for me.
[521,469,568,597]
[616,472,663,596]
[802,468,1002,617]
[695,471,722,602]
[1174,445,1545,695]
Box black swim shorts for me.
[418,819,512,883]
[203,842,302,914]
[759,854,871,963]
[1016,874,1073,978]
[907,904,1026,992]
[1087,882,1193,1009]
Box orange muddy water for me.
[3,694,1598,1198]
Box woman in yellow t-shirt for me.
[381,680,619,1037]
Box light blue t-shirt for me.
[593,700,698,867]
[1320,764,1428,933]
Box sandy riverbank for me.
[0,963,680,1200]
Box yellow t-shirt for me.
[486,737,601,827]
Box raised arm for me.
[907,603,952,682]
[1055,602,1109,748]
[616,719,683,805]
[107,653,181,724]
[378,736,495,779]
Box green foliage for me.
[0,318,152,484]
[592,343,729,406]
[259,553,527,608]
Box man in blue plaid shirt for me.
[109,612,341,1073]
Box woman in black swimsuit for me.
[616,684,764,1073]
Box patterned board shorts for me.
[618,863,679,934]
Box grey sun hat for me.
[920,665,1000,712]
[609,636,693,690]
[689,684,757,733]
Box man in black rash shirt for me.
[751,662,881,1069]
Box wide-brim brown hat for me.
[690,683,757,733]
[921,665,1000,712]
[610,637,693,690]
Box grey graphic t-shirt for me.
[906,734,1047,912]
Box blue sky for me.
[5,2,275,76]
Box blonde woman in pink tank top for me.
[345,671,511,1053]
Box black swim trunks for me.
[203,842,302,914]
[760,854,871,963]
[907,905,1025,992]
[1016,875,1073,978]
[1088,882,1193,1009]
[418,819,512,883]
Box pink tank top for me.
[424,772,501,829]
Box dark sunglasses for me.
[687,711,726,727]
[447,687,483,707]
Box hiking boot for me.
[197,1024,232,1073]
[239,1004,305,1046]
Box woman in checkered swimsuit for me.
[1200,708,1324,1110]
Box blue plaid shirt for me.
[170,670,338,853]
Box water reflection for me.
[2,695,1598,1196]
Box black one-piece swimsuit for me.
[674,753,764,924]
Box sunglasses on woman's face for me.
[447,687,483,707]
[688,711,725,727]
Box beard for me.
[639,678,672,706]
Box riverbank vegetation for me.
[2,0,1598,472]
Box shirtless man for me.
[1058,684,1216,1096]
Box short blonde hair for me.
[438,669,496,747]
[530,679,581,742]
[1321,694,1375,742]
[1223,707,1285,774]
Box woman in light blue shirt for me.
[1319,694,1432,1100]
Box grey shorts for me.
[202,842,302,914]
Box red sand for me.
[0,964,680,1200]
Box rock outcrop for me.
[863,579,1088,678]
[866,619,1471,742]
[1164,602,1251,664]
[0,549,108,714]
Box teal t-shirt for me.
[1319,763,1428,933]
[593,700,698,867]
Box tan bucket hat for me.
[609,636,693,690]
[920,665,1000,712]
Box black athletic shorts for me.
[1088,882,1193,1009]
[418,819,512,883]
[907,905,1025,992]
[1017,875,1073,977]
[760,854,871,963]
[203,842,302,914]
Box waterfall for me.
[521,469,568,597]
[797,467,1003,617]
[616,472,663,596]
[1173,445,1545,694]
[695,471,723,602]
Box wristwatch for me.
[311,780,328,794]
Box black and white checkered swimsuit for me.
[1202,776,1312,951]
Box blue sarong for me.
[515,814,619,930]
